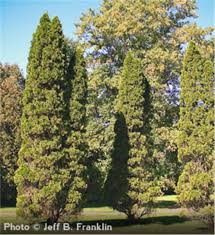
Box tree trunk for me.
[127,213,136,224]
[47,211,60,225]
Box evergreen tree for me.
[104,112,129,212]
[64,47,88,216]
[176,42,214,227]
[15,14,69,223]
[112,52,160,220]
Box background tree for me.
[76,0,213,193]
[176,42,214,227]
[15,14,70,223]
[85,66,116,204]
[0,63,24,206]
[111,52,160,220]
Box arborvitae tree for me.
[63,47,88,216]
[15,14,70,223]
[0,64,24,206]
[176,42,214,227]
[111,52,160,220]
[104,112,129,212]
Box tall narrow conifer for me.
[64,47,88,216]
[15,14,69,223]
[104,112,129,213]
[108,52,160,220]
[177,42,214,226]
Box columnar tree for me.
[104,112,129,212]
[63,47,88,216]
[176,42,214,227]
[15,14,70,223]
[110,52,160,220]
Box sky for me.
[0,0,214,74]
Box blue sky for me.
[0,0,214,74]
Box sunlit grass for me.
[0,195,212,234]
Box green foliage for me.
[15,13,70,223]
[76,0,214,193]
[109,52,160,220]
[64,47,88,216]
[104,112,129,211]
[77,0,198,67]
[85,66,116,203]
[13,13,88,223]
[2,1,213,227]
[176,42,214,227]
[0,63,24,206]
[69,48,87,131]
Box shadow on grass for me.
[83,202,107,208]
[84,200,179,209]
[153,200,179,209]
[69,215,187,227]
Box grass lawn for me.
[0,195,213,234]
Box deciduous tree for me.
[0,63,24,206]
